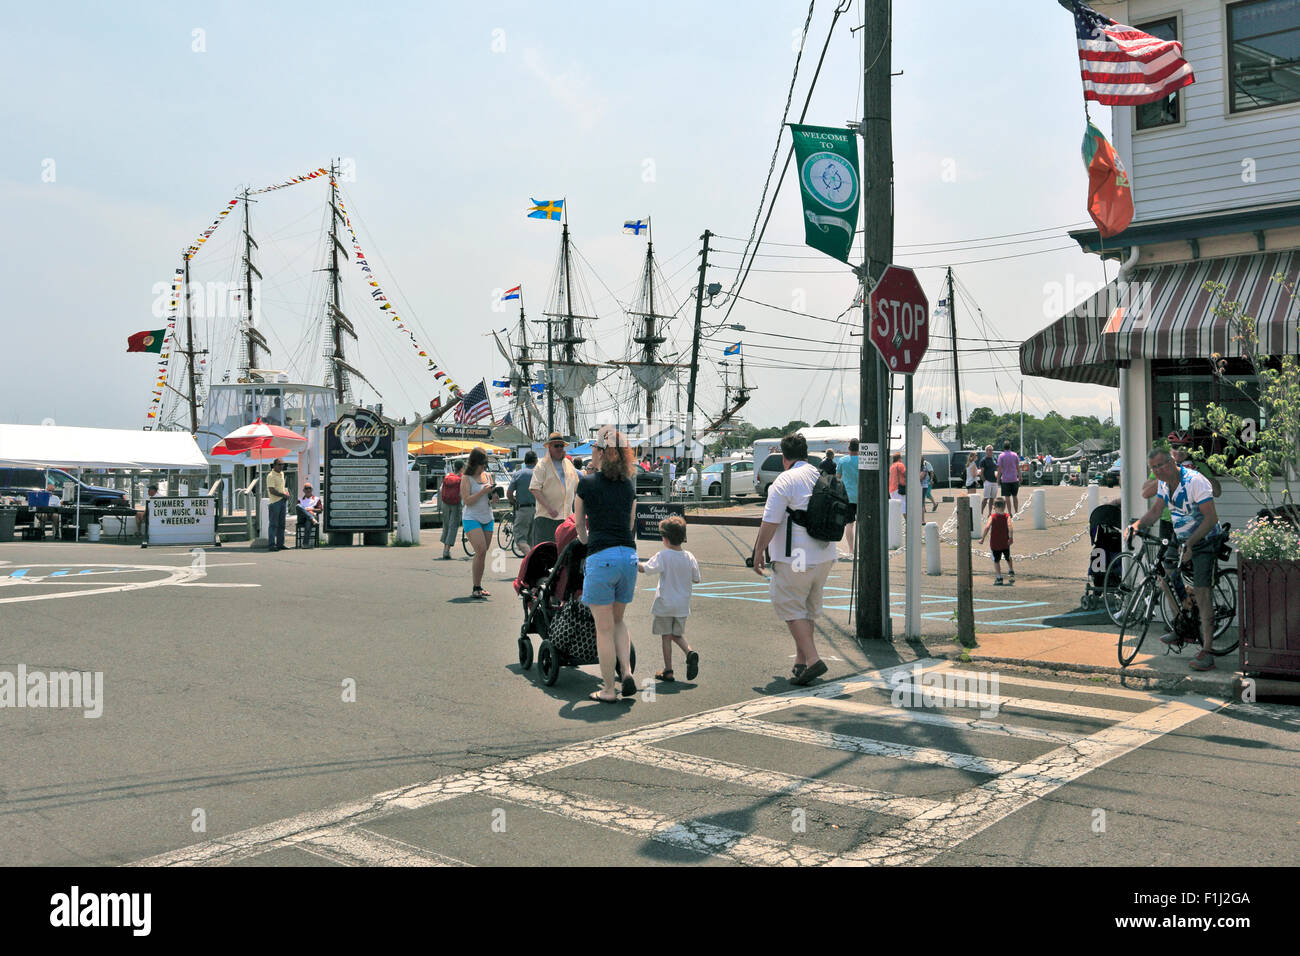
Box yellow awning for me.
[408,439,510,455]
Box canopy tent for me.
[0,424,207,469]
[1021,251,1300,385]
[408,438,510,456]
[568,442,593,456]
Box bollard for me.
[925,521,940,575]
[1087,483,1100,514]
[888,497,903,549]
[956,504,976,647]
[968,493,980,524]
[661,462,671,502]
[1032,488,1047,530]
[721,463,732,504]
[258,497,269,544]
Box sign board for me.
[324,409,395,533]
[434,424,492,440]
[859,443,880,471]
[869,265,929,374]
[635,501,685,541]
[146,496,217,547]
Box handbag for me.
[548,595,598,661]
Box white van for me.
[754,426,861,497]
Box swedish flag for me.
[527,198,564,221]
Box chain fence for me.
[889,489,1093,564]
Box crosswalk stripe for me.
[830,695,1225,866]
[484,779,838,866]
[615,744,954,819]
[291,827,470,867]
[726,716,1022,776]
[966,671,1166,701]
[796,696,1087,744]
[833,681,1138,723]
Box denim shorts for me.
[582,546,638,606]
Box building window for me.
[1228,0,1300,113]
[1136,17,1182,129]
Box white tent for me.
[0,424,207,470]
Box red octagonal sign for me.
[869,265,929,374]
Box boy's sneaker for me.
[993,576,1003,586]
[1189,652,1215,671]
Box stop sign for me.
[869,265,929,374]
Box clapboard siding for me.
[1215,478,1275,541]
[1128,0,1300,223]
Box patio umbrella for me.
[219,418,307,453]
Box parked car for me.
[756,452,786,498]
[0,467,127,507]
[673,459,755,497]
[635,467,664,496]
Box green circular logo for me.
[800,151,858,212]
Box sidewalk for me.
[922,622,1298,700]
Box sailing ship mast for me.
[239,189,269,379]
[325,160,357,404]
[629,219,671,425]
[700,348,753,435]
[541,218,601,438]
[512,289,537,438]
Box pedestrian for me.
[583,457,597,476]
[751,432,838,686]
[266,458,289,551]
[574,426,639,703]
[979,496,1015,585]
[638,514,701,683]
[135,482,160,536]
[835,438,860,560]
[888,451,906,516]
[529,432,579,548]
[438,460,464,559]
[920,458,936,512]
[507,450,537,551]
[964,452,980,493]
[997,440,1022,515]
[461,448,497,598]
[820,448,837,476]
[980,444,999,516]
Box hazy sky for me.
[0,1,1123,443]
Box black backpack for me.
[787,472,856,556]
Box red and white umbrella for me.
[211,441,293,460]
[220,418,307,453]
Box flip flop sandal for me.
[621,675,637,697]
[685,651,700,681]
[655,669,675,682]
[588,692,621,704]
[472,587,490,599]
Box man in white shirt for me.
[752,433,837,685]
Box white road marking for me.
[615,744,954,819]
[174,582,262,588]
[290,827,469,867]
[725,716,1022,775]
[796,696,1087,744]
[0,563,201,604]
[128,661,1221,868]
[840,677,1138,723]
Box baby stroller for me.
[512,519,636,686]
[1080,503,1123,610]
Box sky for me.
[0,1,1124,446]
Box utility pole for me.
[684,230,711,467]
[546,310,555,435]
[856,0,892,643]
[948,266,963,447]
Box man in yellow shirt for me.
[267,459,290,551]
[529,432,579,547]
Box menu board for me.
[635,501,685,541]
[324,410,394,533]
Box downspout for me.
[1116,245,1141,532]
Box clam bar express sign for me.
[636,501,685,541]
[325,411,394,533]
[146,497,217,547]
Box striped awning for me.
[1111,251,1300,360]
[1019,280,1120,387]
[1022,251,1300,384]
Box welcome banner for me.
[790,124,860,263]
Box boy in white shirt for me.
[638,515,702,683]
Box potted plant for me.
[1193,275,1300,675]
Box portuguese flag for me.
[127,329,166,353]
[1082,121,1134,238]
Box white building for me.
[1022,0,1300,532]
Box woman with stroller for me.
[461,448,496,599]
[573,425,638,704]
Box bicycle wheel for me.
[511,520,529,557]
[1210,568,1239,654]
[462,531,475,557]
[1102,552,1140,626]
[497,517,513,553]
[1118,578,1157,667]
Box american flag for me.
[453,379,492,424]
[1065,1,1195,106]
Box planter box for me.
[1239,559,1300,677]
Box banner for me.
[142,268,183,429]
[790,124,860,263]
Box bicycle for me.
[496,509,529,557]
[1117,528,1238,666]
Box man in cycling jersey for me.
[1127,446,1223,670]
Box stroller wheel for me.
[537,640,561,686]
[518,636,534,671]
